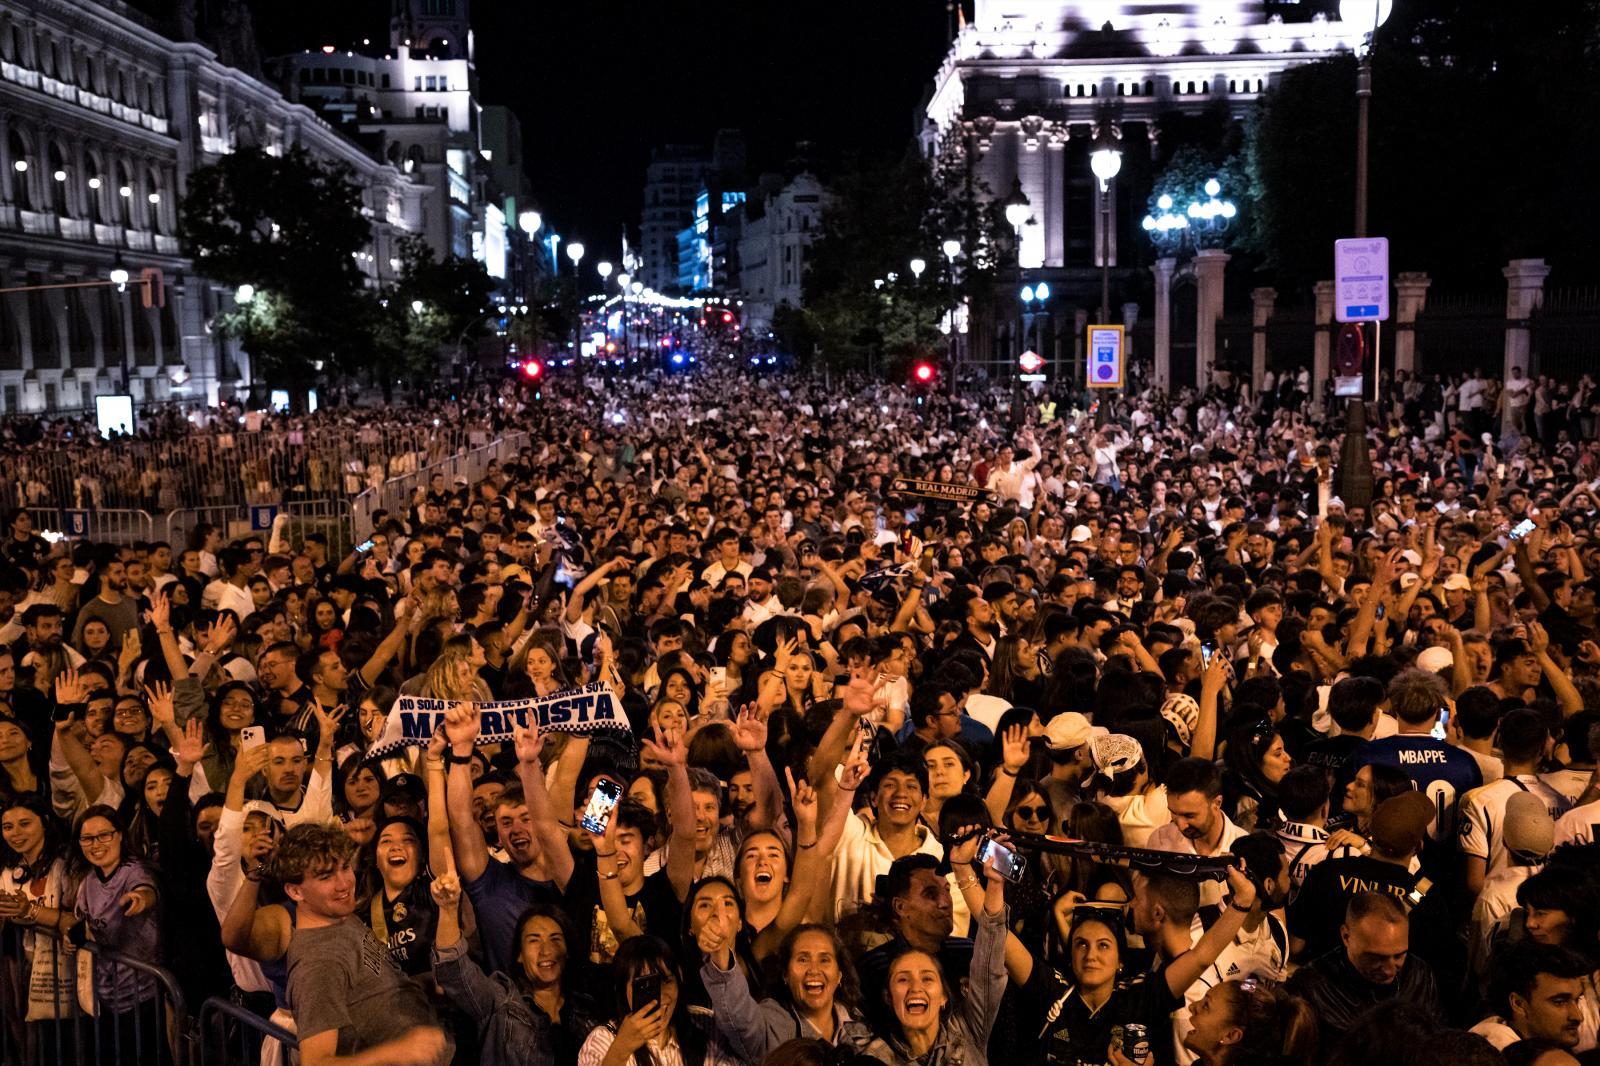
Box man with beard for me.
[12,603,82,690]
[278,824,450,1066]
[256,731,335,828]
[72,558,138,650]
[1469,941,1591,1052]
[950,591,998,660]
[1149,757,1249,908]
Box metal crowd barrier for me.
[281,498,356,560]
[27,508,155,546]
[3,932,190,1066]
[194,997,297,1066]
[352,429,531,539]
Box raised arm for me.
[985,725,1029,824]
[442,701,490,882]
[1164,865,1258,996]
[513,724,575,890]
[642,726,697,901]
[730,705,781,832]
[1528,621,1583,717]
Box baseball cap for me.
[1367,792,1437,857]
[1504,792,1555,861]
[1442,574,1473,592]
[1044,711,1101,751]
[1091,734,1143,777]
[1415,646,1454,674]
[1070,525,1093,543]
[1399,549,1422,566]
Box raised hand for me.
[173,718,208,774]
[640,724,687,768]
[429,871,462,910]
[118,630,142,670]
[1000,724,1029,774]
[144,681,176,727]
[1527,619,1550,657]
[343,816,377,847]
[202,614,237,655]
[786,767,818,832]
[54,668,87,707]
[730,703,768,754]
[231,744,271,784]
[309,700,347,739]
[443,700,481,750]
[947,823,984,868]
[512,723,544,766]
[147,587,170,631]
[118,887,155,917]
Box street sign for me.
[1086,325,1124,388]
[1018,349,1045,374]
[1335,237,1389,322]
[63,510,90,538]
[1019,373,1047,382]
[249,504,280,531]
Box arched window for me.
[48,144,68,215]
[85,153,107,223]
[8,130,32,211]
[115,162,133,226]
[68,290,94,367]
[146,167,164,232]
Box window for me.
[8,131,32,211]
[381,73,391,88]
[414,76,422,91]
[425,75,437,91]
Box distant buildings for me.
[737,173,826,337]
[0,0,425,413]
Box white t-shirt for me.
[1458,775,1571,880]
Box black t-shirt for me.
[364,875,437,977]
[1287,855,1420,960]
[561,853,682,973]
[1302,734,1365,798]
[1028,962,1182,1066]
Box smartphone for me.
[1496,462,1507,480]
[977,834,1028,884]
[580,778,625,836]
[1200,643,1216,667]
[709,667,727,688]
[355,539,375,554]
[630,973,662,1011]
[240,726,266,750]
[1508,518,1536,542]
[1376,604,1385,620]
[1431,708,1450,742]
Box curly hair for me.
[269,823,356,886]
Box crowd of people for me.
[1,362,1599,1066]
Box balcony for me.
[2,63,170,136]
[126,229,153,252]
[19,210,57,237]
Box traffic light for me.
[912,361,936,384]
[520,359,544,381]
[139,267,165,309]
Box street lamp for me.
[597,260,613,281]
[110,266,131,290]
[1090,125,1123,326]
[1002,178,1031,237]
[235,283,255,305]
[518,210,541,236]
[1335,0,1392,514]
[942,238,962,262]
[566,242,585,277]
[909,257,927,280]
[411,299,425,315]
[941,240,962,393]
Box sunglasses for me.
[1013,805,1050,822]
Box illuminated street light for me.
[235,283,255,304]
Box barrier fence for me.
[0,421,497,518]
[352,430,532,539]
[1,928,296,1066]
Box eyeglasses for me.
[1013,805,1050,822]
[79,830,118,846]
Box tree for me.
[180,148,373,400]
[790,151,1006,373]
[367,236,499,391]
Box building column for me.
[1313,280,1336,415]
[1194,249,1229,394]
[1502,258,1551,380]
[1044,129,1066,267]
[1152,257,1175,391]
[1393,272,1431,377]
[1251,287,1276,396]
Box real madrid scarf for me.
[367,682,632,759]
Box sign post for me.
[249,504,280,532]
[1086,325,1124,389]
[1334,237,1390,401]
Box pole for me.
[1339,46,1377,513]
[1099,180,1112,324]
[1355,57,1372,239]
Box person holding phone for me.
[577,936,703,1066]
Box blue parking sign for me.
[249,505,280,531]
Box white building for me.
[737,173,826,336]
[0,0,423,413]
[922,1,1353,273]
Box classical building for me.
[920,0,1355,382]
[0,0,424,413]
[737,172,826,336]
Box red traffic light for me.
[521,359,544,380]
[721,311,733,323]
[913,362,936,383]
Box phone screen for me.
[977,835,1027,883]
[1200,644,1216,667]
[1509,518,1536,541]
[356,539,376,554]
[580,779,625,835]
[630,973,662,1010]
[1432,708,1450,742]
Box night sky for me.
[242,1,955,261]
